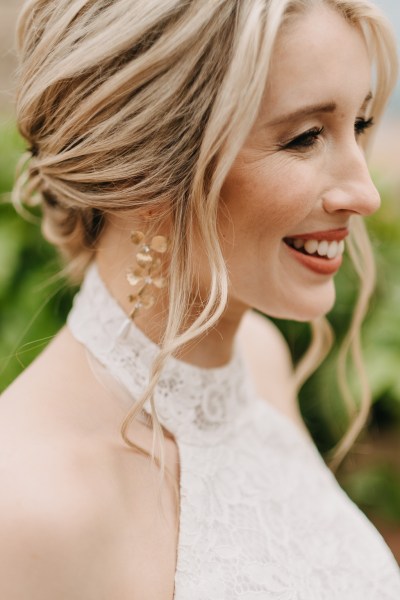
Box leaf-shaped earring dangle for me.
[127,231,168,319]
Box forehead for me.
[263,5,371,118]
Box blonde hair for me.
[13,0,398,475]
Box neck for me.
[95,218,248,369]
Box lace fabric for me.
[68,263,400,599]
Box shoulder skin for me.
[0,328,178,600]
[238,309,309,436]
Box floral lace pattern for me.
[68,264,400,599]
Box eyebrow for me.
[267,91,373,127]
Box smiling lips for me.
[283,228,349,275]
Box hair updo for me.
[13,0,398,467]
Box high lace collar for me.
[67,263,253,445]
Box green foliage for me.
[341,463,400,524]
[363,189,400,417]
[0,119,24,195]
[0,119,76,390]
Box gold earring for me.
[126,230,168,319]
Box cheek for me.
[221,157,315,238]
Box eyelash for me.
[283,126,324,150]
[282,117,375,150]
[354,116,374,136]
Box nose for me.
[322,142,381,216]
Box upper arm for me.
[238,310,308,435]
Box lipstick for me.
[283,228,348,276]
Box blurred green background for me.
[1,0,400,562]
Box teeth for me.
[327,241,338,259]
[304,240,319,254]
[293,238,304,249]
[291,238,345,259]
[317,240,329,256]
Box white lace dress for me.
[68,264,400,600]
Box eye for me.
[354,116,374,136]
[281,126,324,151]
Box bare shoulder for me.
[0,328,178,599]
[238,310,308,434]
[0,336,114,598]
[238,310,293,375]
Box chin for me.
[291,294,336,322]
[259,285,336,322]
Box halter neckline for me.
[67,262,254,444]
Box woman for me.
[1,0,399,597]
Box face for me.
[219,5,380,321]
